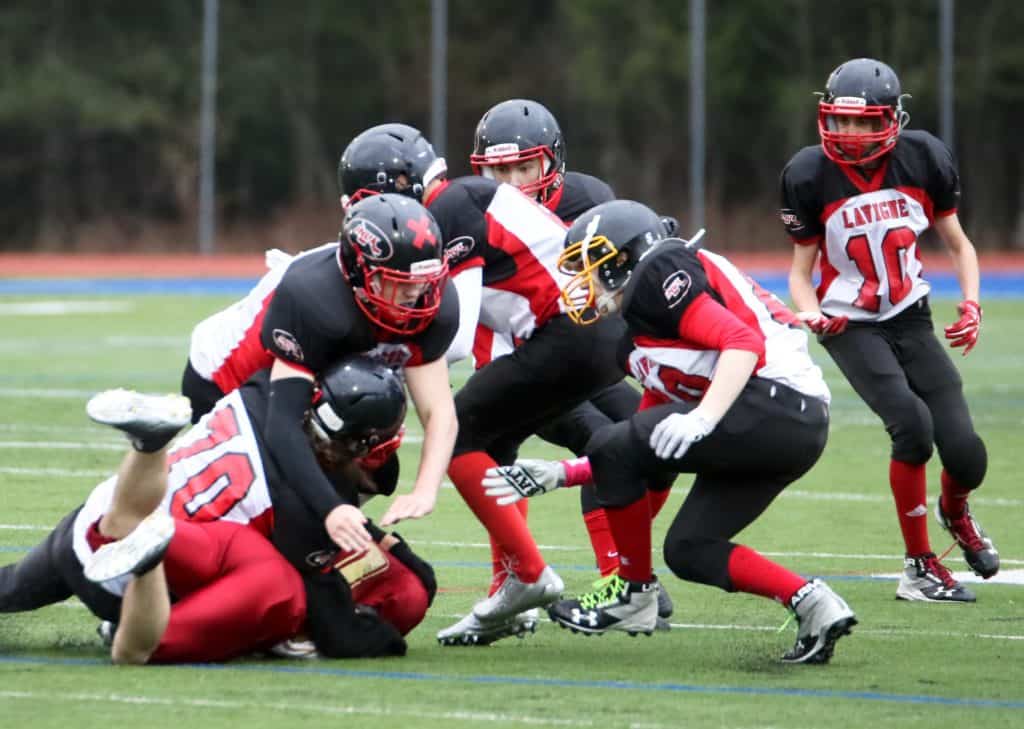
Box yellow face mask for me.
[558,232,620,326]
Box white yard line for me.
[0,690,604,728]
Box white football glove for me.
[649,411,715,460]
[482,459,566,505]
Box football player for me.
[0,356,436,663]
[340,123,633,645]
[483,200,857,664]
[780,58,998,601]
[183,193,459,553]
[469,99,676,626]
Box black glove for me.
[387,532,437,606]
[303,571,407,658]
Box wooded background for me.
[2,1,1021,253]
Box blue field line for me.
[0,655,1021,709]
[3,272,1024,297]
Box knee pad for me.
[662,535,731,590]
[887,398,934,465]
[942,433,988,490]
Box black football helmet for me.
[471,99,566,202]
[310,354,407,461]
[338,123,446,206]
[558,200,666,324]
[818,58,910,166]
[338,193,448,335]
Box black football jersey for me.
[260,245,459,372]
[621,240,829,402]
[427,176,569,340]
[550,171,615,223]
[779,130,960,321]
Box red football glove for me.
[796,311,849,336]
[944,300,982,356]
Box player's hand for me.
[649,411,714,460]
[483,459,566,505]
[944,300,982,356]
[379,491,435,526]
[325,504,372,552]
[796,311,849,336]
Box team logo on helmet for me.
[662,271,693,309]
[272,329,305,362]
[350,219,393,261]
[484,142,520,158]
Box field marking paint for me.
[0,689,598,728]
[1,526,1021,569]
[0,467,110,478]
[0,301,134,316]
[0,387,97,399]
[1,657,1023,710]
[0,440,124,451]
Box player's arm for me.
[648,293,761,460]
[379,356,458,526]
[265,358,372,551]
[933,212,982,355]
[788,242,820,313]
[301,571,407,658]
[934,213,980,303]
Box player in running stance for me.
[484,200,857,664]
[467,99,676,626]
[780,58,998,601]
[0,356,435,662]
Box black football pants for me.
[586,377,829,591]
[821,297,986,488]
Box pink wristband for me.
[561,456,593,487]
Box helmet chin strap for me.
[596,289,619,316]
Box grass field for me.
[0,293,1022,728]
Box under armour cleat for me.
[437,609,539,646]
[781,579,857,664]
[86,389,192,453]
[935,502,1000,579]
[472,566,564,622]
[84,511,175,585]
[547,574,659,636]
[896,553,976,603]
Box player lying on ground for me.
[484,200,857,664]
[0,357,436,662]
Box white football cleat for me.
[781,579,857,664]
[437,609,539,646]
[84,511,175,586]
[86,389,192,452]
[472,566,564,622]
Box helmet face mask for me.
[558,200,666,325]
[339,194,448,335]
[471,99,566,202]
[339,123,447,207]
[817,58,909,166]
